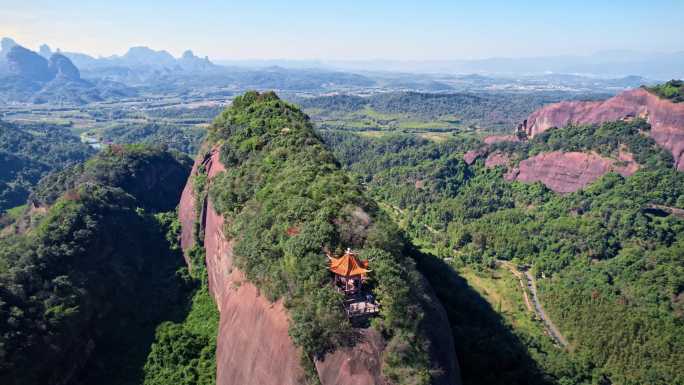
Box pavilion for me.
[327,248,370,294]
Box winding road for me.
[499,261,568,348]
[523,271,568,347]
[380,201,570,348]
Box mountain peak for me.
[39,44,52,59]
[1,37,16,50]
[182,49,195,59]
[123,46,177,67]
[6,45,53,81]
[48,53,80,80]
[0,37,17,59]
[178,49,214,71]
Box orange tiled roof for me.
[328,249,369,277]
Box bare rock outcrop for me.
[523,88,684,170]
[463,149,483,165]
[484,152,510,169]
[48,53,80,80]
[483,134,519,145]
[463,149,510,169]
[505,151,638,193]
[315,329,385,385]
[6,45,53,81]
[206,200,307,385]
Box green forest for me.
[0,120,94,212]
[0,145,222,385]
[646,79,684,103]
[296,91,607,133]
[1,84,683,385]
[100,122,206,155]
[320,117,684,385]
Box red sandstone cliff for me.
[178,148,461,385]
[523,88,684,170]
[505,151,638,194]
[484,152,510,169]
[179,148,307,385]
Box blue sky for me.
[1,0,682,60]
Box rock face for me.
[0,37,17,61]
[505,151,638,193]
[178,50,215,71]
[463,149,483,165]
[48,54,80,80]
[179,148,307,385]
[39,44,52,59]
[179,148,461,385]
[523,88,684,170]
[6,45,53,81]
[484,152,510,169]
[483,134,519,145]
[314,329,385,385]
[123,46,178,68]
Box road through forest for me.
[499,261,568,348]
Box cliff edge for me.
[523,87,684,170]
[179,92,461,385]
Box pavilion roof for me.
[327,249,369,277]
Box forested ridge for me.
[100,122,206,155]
[0,145,209,385]
[320,116,684,385]
[0,120,95,212]
[202,91,454,384]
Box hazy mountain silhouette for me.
[0,41,135,104]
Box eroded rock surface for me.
[315,329,385,385]
[48,53,80,80]
[483,134,519,145]
[523,88,684,170]
[179,149,306,385]
[463,149,483,165]
[485,152,510,169]
[505,151,638,193]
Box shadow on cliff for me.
[412,249,554,385]
[71,227,196,385]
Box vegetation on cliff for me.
[321,119,684,385]
[29,144,192,211]
[142,244,219,385]
[0,145,193,385]
[203,91,446,384]
[490,118,673,169]
[142,165,219,385]
[645,79,683,103]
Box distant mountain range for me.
[0,38,135,104]
[219,50,684,80]
[0,37,381,101]
[57,45,217,73]
[0,36,679,106]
